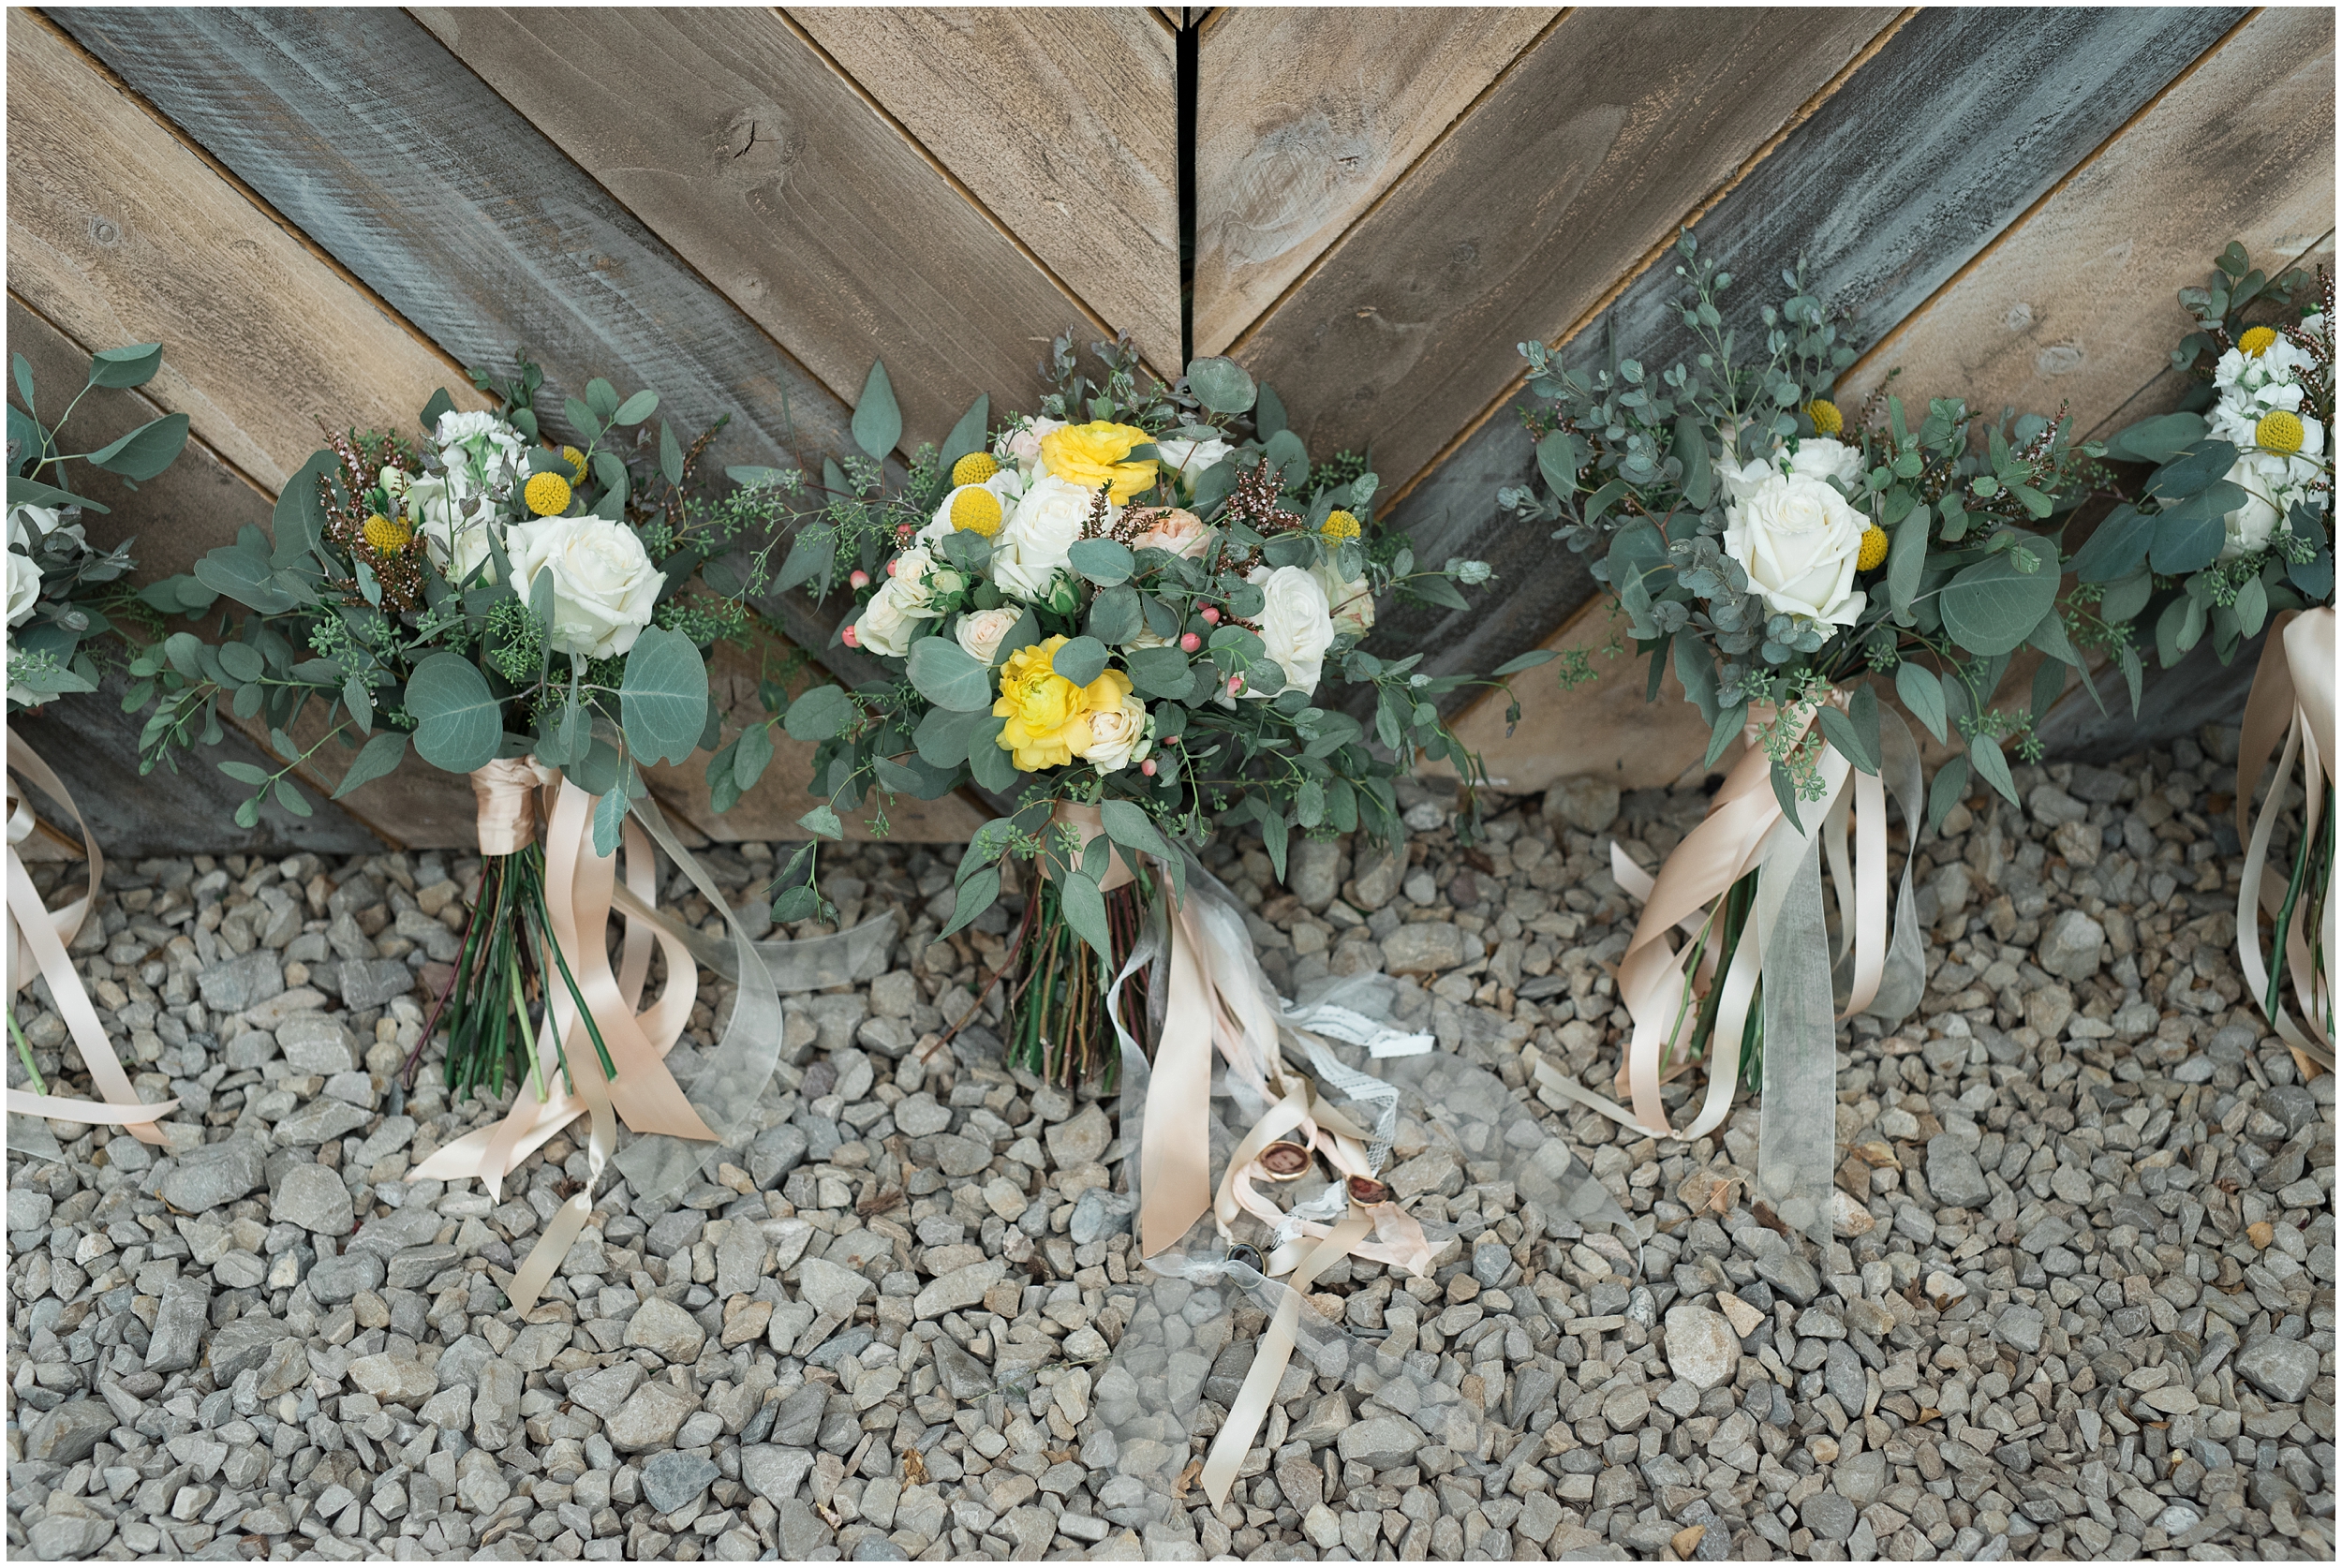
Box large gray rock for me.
[334,958,417,1010]
[197,950,284,1013]
[1337,1414,1428,1471]
[643,1449,719,1516]
[1925,1134,1992,1210]
[144,1277,211,1372]
[348,1353,437,1405]
[271,1162,356,1235]
[1800,1491,1858,1543]
[307,1248,386,1305]
[276,1013,358,1075]
[1045,1104,1111,1168]
[604,1381,699,1452]
[740,1444,817,1508]
[1288,838,1345,911]
[2036,910,2106,982]
[797,1255,875,1318]
[160,1138,266,1212]
[24,1399,114,1463]
[625,1297,708,1362]
[928,1132,992,1178]
[208,1315,289,1382]
[1543,776,1622,834]
[915,1259,1005,1320]
[2236,1336,2320,1405]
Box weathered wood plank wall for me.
[11,6,2333,845]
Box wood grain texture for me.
[1372,6,2252,723]
[50,5,892,689]
[415,7,1098,446]
[1835,9,2335,437]
[1192,7,1561,356]
[6,10,489,496]
[789,6,1179,371]
[1229,8,1895,495]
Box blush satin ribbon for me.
[2234,608,2335,1072]
[6,740,179,1139]
[1576,693,1922,1241]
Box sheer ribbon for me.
[2235,608,2335,1072]
[416,762,818,1315]
[6,740,178,1140]
[1569,693,1922,1243]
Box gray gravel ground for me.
[6,723,2335,1561]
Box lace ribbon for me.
[2235,608,2335,1072]
[6,740,178,1140]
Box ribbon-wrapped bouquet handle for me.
[2234,607,2335,1072]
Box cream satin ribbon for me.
[2235,608,2335,1072]
[1594,695,1921,1146]
[1198,1207,1371,1508]
[6,740,178,1138]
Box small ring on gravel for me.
[1225,1242,1265,1272]
[1257,1139,1312,1179]
[1346,1175,1390,1207]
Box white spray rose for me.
[1312,556,1376,639]
[505,515,665,659]
[1714,453,1780,505]
[852,590,921,658]
[434,409,525,498]
[992,474,1104,599]
[2219,461,2287,561]
[7,551,40,627]
[1069,689,1152,775]
[409,477,500,583]
[1249,565,1336,698]
[1786,436,1866,490]
[995,415,1066,473]
[1722,472,1868,627]
[955,606,1023,665]
[1154,436,1232,496]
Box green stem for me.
[9,1013,49,1097]
[509,946,544,1102]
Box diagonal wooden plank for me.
[1227,7,1898,497]
[7,9,491,497]
[1193,7,1563,358]
[410,6,1117,442]
[790,7,1179,372]
[1372,6,2252,720]
[50,4,892,689]
[1836,8,2335,445]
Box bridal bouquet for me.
[2076,244,2332,1066]
[762,333,1518,1086]
[1496,230,2104,1231]
[7,338,188,710]
[126,361,774,1107]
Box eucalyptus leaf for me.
[1125,646,1193,699]
[1968,733,2018,806]
[1938,544,2059,657]
[783,684,854,741]
[1894,660,1948,743]
[1066,538,1134,585]
[941,866,1000,938]
[907,637,994,712]
[405,652,503,773]
[1185,356,1255,415]
[86,342,164,390]
[618,627,707,765]
[85,413,189,481]
[939,395,990,468]
[611,389,659,426]
[851,360,902,461]
[1051,636,1110,688]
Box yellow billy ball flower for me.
[1856,525,1889,572]
[2255,409,2305,455]
[363,513,413,553]
[1039,421,1158,503]
[2238,326,2279,357]
[951,451,999,487]
[560,444,588,481]
[1805,399,1844,436]
[524,471,573,517]
[991,636,1092,771]
[950,486,1004,538]
[1321,509,1362,541]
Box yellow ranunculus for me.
[1039,421,1158,503]
[993,635,1093,771]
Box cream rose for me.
[1128,507,1214,559]
[2219,458,2290,560]
[1069,688,1152,775]
[993,474,1103,599]
[996,415,1066,472]
[1786,436,1865,491]
[7,551,40,627]
[1249,565,1336,698]
[505,514,665,659]
[955,605,1022,665]
[852,588,921,658]
[1714,453,1779,505]
[1312,557,1375,639]
[1722,472,1868,627]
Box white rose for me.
[955,606,1022,665]
[885,545,940,614]
[505,514,665,659]
[1714,453,1780,505]
[1155,436,1232,496]
[1249,565,1335,698]
[993,473,1104,599]
[1722,472,1868,627]
[918,468,1024,544]
[410,478,500,583]
[1786,436,1865,491]
[1069,690,1152,775]
[1312,557,1376,639]
[7,551,41,627]
[2218,455,2309,560]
